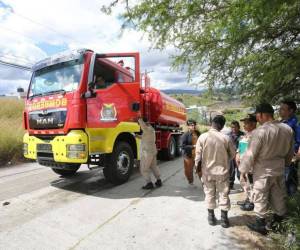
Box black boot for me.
[266,214,285,232]
[208,209,216,226]
[247,217,267,235]
[240,202,254,211]
[155,179,162,187]
[220,210,229,228]
[142,182,154,190]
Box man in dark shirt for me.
[229,120,245,189]
[279,100,299,195]
[181,119,201,185]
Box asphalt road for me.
[0,159,268,250]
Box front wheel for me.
[103,142,134,185]
[51,164,81,177]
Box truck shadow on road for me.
[50,165,205,203]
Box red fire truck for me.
[23,49,186,184]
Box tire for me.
[175,136,182,157]
[161,136,176,161]
[103,141,134,185]
[51,164,81,177]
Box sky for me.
[0,0,200,95]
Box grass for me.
[0,98,25,166]
[271,193,300,249]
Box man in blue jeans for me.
[228,121,245,189]
[279,100,300,196]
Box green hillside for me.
[171,91,248,127]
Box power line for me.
[0,59,32,71]
[0,25,36,43]
[0,25,69,57]
[0,53,34,65]
[10,11,80,43]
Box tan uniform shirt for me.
[138,119,157,154]
[195,128,236,180]
[239,121,294,177]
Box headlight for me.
[67,151,86,159]
[23,143,28,155]
[66,144,86,159]
[66,144,86,151]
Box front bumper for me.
[23,130,88,163]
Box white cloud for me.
[0,0,192,94]
[0,66,31,94]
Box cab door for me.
[85,53,141,153]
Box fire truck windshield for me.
[29,59,83,98]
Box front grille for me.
[37,143,52,152]
[29,108,67,130]
[37,152,54,160]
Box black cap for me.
[187,119,197,126]
[240,114,257,123]
[255,103,274,114]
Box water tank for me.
[141,88,186,126]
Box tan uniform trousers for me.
[240,175,253,202]
[203,178,230,211]
[253,175,287,218]
[140,152,160,183]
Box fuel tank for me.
[141,87,186,126]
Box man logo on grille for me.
[37,117,54,125]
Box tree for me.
[103,0,300,104]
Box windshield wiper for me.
[29,89,66,99]
[29,93,46,99]
[45,89,66,96]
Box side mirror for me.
[17,87,26,98]
[17,87,24,93]
[81,82,96,98]
[88,81,95,90]
[81,90,96,99]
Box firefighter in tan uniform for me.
[137,118,162,189]
[195,115,236,228]
[239,103,294,235]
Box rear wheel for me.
[161,136,176,161]
[175,136,182,156]
[103,142,134,185]
[51,164,81,177]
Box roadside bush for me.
[271,172,300,249]
[223,108,240,114]
[0,98,25,166]
[282,193,300,249]
[223,109,248,125]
